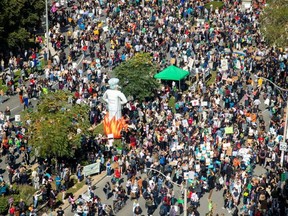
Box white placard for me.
[280,142,287,151]
[189,171,195,180]
[220,153,225,160]
[223,142,231,150]
[15,115,21,122]
[108,134,114,139]
[201,101,208,106]
[191,100,199,106]
[184,172,189,180]
[103,26,108,32]
[182,119,188,127]
[221,59,228,71]
[195,164,200,172]
[206,158,211,165]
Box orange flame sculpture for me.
[103,113,127,139]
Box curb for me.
[61,171,107,211]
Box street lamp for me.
[255,75,288,166]
[45,0,49,60]
[146,168,188,216]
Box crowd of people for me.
[0,0,287,216]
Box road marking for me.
[11,105,20,111]
[77,54,84,67]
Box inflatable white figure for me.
[103,78,127,120]
[102,78,127,138]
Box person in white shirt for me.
[191,192,199,207]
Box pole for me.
[45,0,49,61]
[146,168,187,216]
[255,76,288,166]
[184,179,187,216]
[281,103,288,166]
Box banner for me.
[83,162,101,177]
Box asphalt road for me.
[63,165,266,216]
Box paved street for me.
[62,165,266,216]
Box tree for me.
[22,91,91,159]
[113,52,160,100]
[259,0,288,47]
[0,0,45,51]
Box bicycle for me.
[113,198,126,213]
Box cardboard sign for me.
[189,171,195,180]
[226,147,232,156]
[225,127,234,134]
[201,101,208,107]
[182,119,189,127]
[221,59,228,71]
[191,100,199,106]
[184,172,189,180]
[206,158,211,166]
[103,26,109,32]
[195,164,200,172]
[15,115,21,122]
[223,142,231,150]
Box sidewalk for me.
[52,171,106,215]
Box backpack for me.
[159,205,166,215]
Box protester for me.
[0,0,288,215]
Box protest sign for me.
[191,100,199,106]
[225,127,234,134]
[201,101,208,106]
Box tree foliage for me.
[22,91,90,159]
[0,0,45,50]
[259,0,288,47]
[113,52,160,100]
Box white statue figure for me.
[102,78,127,120]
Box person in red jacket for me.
[114,168,121,181]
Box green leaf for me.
[113,52,160,101]
[21,91,91,159]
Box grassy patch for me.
[206,70,217,86]
[204,1,225,10]
[93,123,104,135]
[114,139,122,149]
[56,176,86,202]
[66,176,86,195]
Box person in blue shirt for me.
[55,174,61,192]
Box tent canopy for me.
[154,65,189,81]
